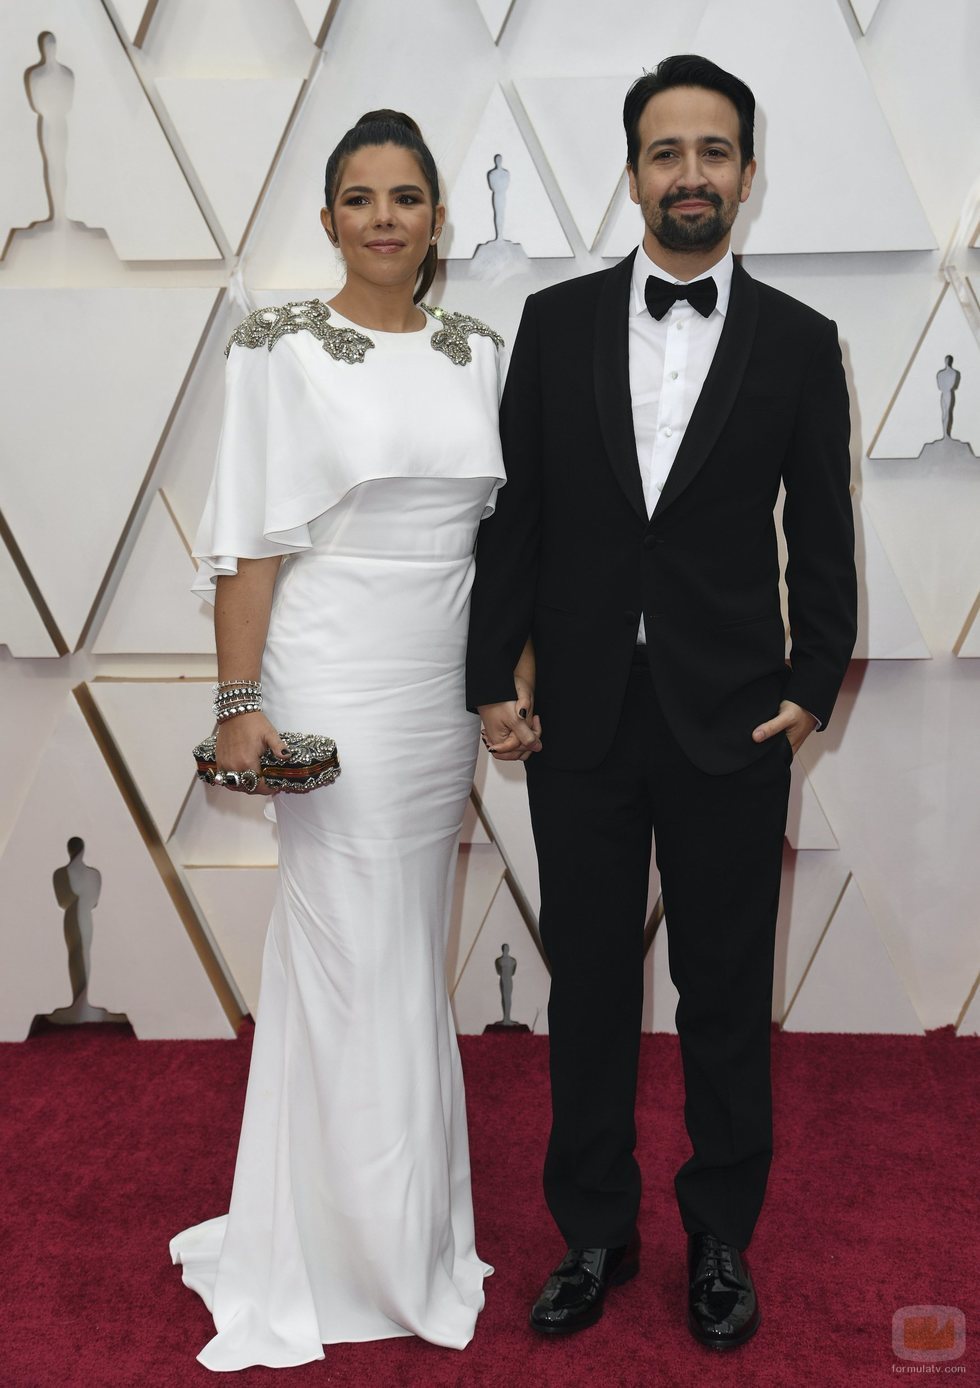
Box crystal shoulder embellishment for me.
[225,299,374,365]
[423,305,503,366]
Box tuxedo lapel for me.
[651,259,759,520]
[593,251,647,522]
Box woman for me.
[170,111,532,1371]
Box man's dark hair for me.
[623,55,755,170]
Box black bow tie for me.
[644,274,718,321]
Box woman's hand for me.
[215,712,289,795]
[478,638,543,764]
[479,672,542,764]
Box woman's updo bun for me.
[323,111,441,304]
[354,109,423,139]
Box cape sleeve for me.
[191,338,334,601]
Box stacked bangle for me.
[213,679,263,723]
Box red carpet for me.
[2,1023,976,1387]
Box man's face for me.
[628,85,755,256]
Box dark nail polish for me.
[518,707,527,718]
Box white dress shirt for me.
[629,242,733,644]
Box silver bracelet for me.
[215,701,263,722]
[213,679,264,719]
[212,691,260,710]
[214,679,262,692]
[213,680,262,698]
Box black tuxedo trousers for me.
[528,654,791,1249]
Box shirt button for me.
[664,427,672,437]
[671,371,678,380]
[676,322,684,331]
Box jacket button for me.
[643,534,663,549]
[624,610,638,626]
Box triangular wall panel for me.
[785,762,838,850]
[474,0,515,43]
[847,0,883,32]
[442,85,572,259]
[600,177,643,261]
[516,76,633,249]
[459,798,490,845]
[955,593,980,657]
[956,977,980,1036]
[447,844,506,992]
[783,876,924,1033]
[88,679,210,841]
[184,866,279,1017]
[156,78,303,253]
[870,287,980,458]
[92,492,215,656]
[291,0,337,47]
[151,297,236,550]
[0,288,218,650]
[174,782,279,868]
[773,848,850,1024]
[505,0,695,78]
[0,671,72,859]
[853,499,931,658]
[0,534,58,656]
[472,755,540,916]
[111,0,158,46]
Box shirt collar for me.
[630,242,734,320]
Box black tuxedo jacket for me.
[466,253,857,774]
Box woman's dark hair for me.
[623,55,755,171]
[324,110,441,304]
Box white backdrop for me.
[1,0,978,1039]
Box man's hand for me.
[478,674,543,763]
[752,699,818,757]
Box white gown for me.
[171,302,506,1371]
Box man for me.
[466,55,857,1349]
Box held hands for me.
[478,691,815,763]
[752,699,818,757]
[478,672,543,763]
[215,711,289,794]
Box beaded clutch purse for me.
[193,732,340,794]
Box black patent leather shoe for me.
[687,1232,760,1349]
[529,1234,640,1335]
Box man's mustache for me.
[661,189,723,211]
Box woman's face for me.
[321,142,444,293]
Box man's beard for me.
[646,188,737,253]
